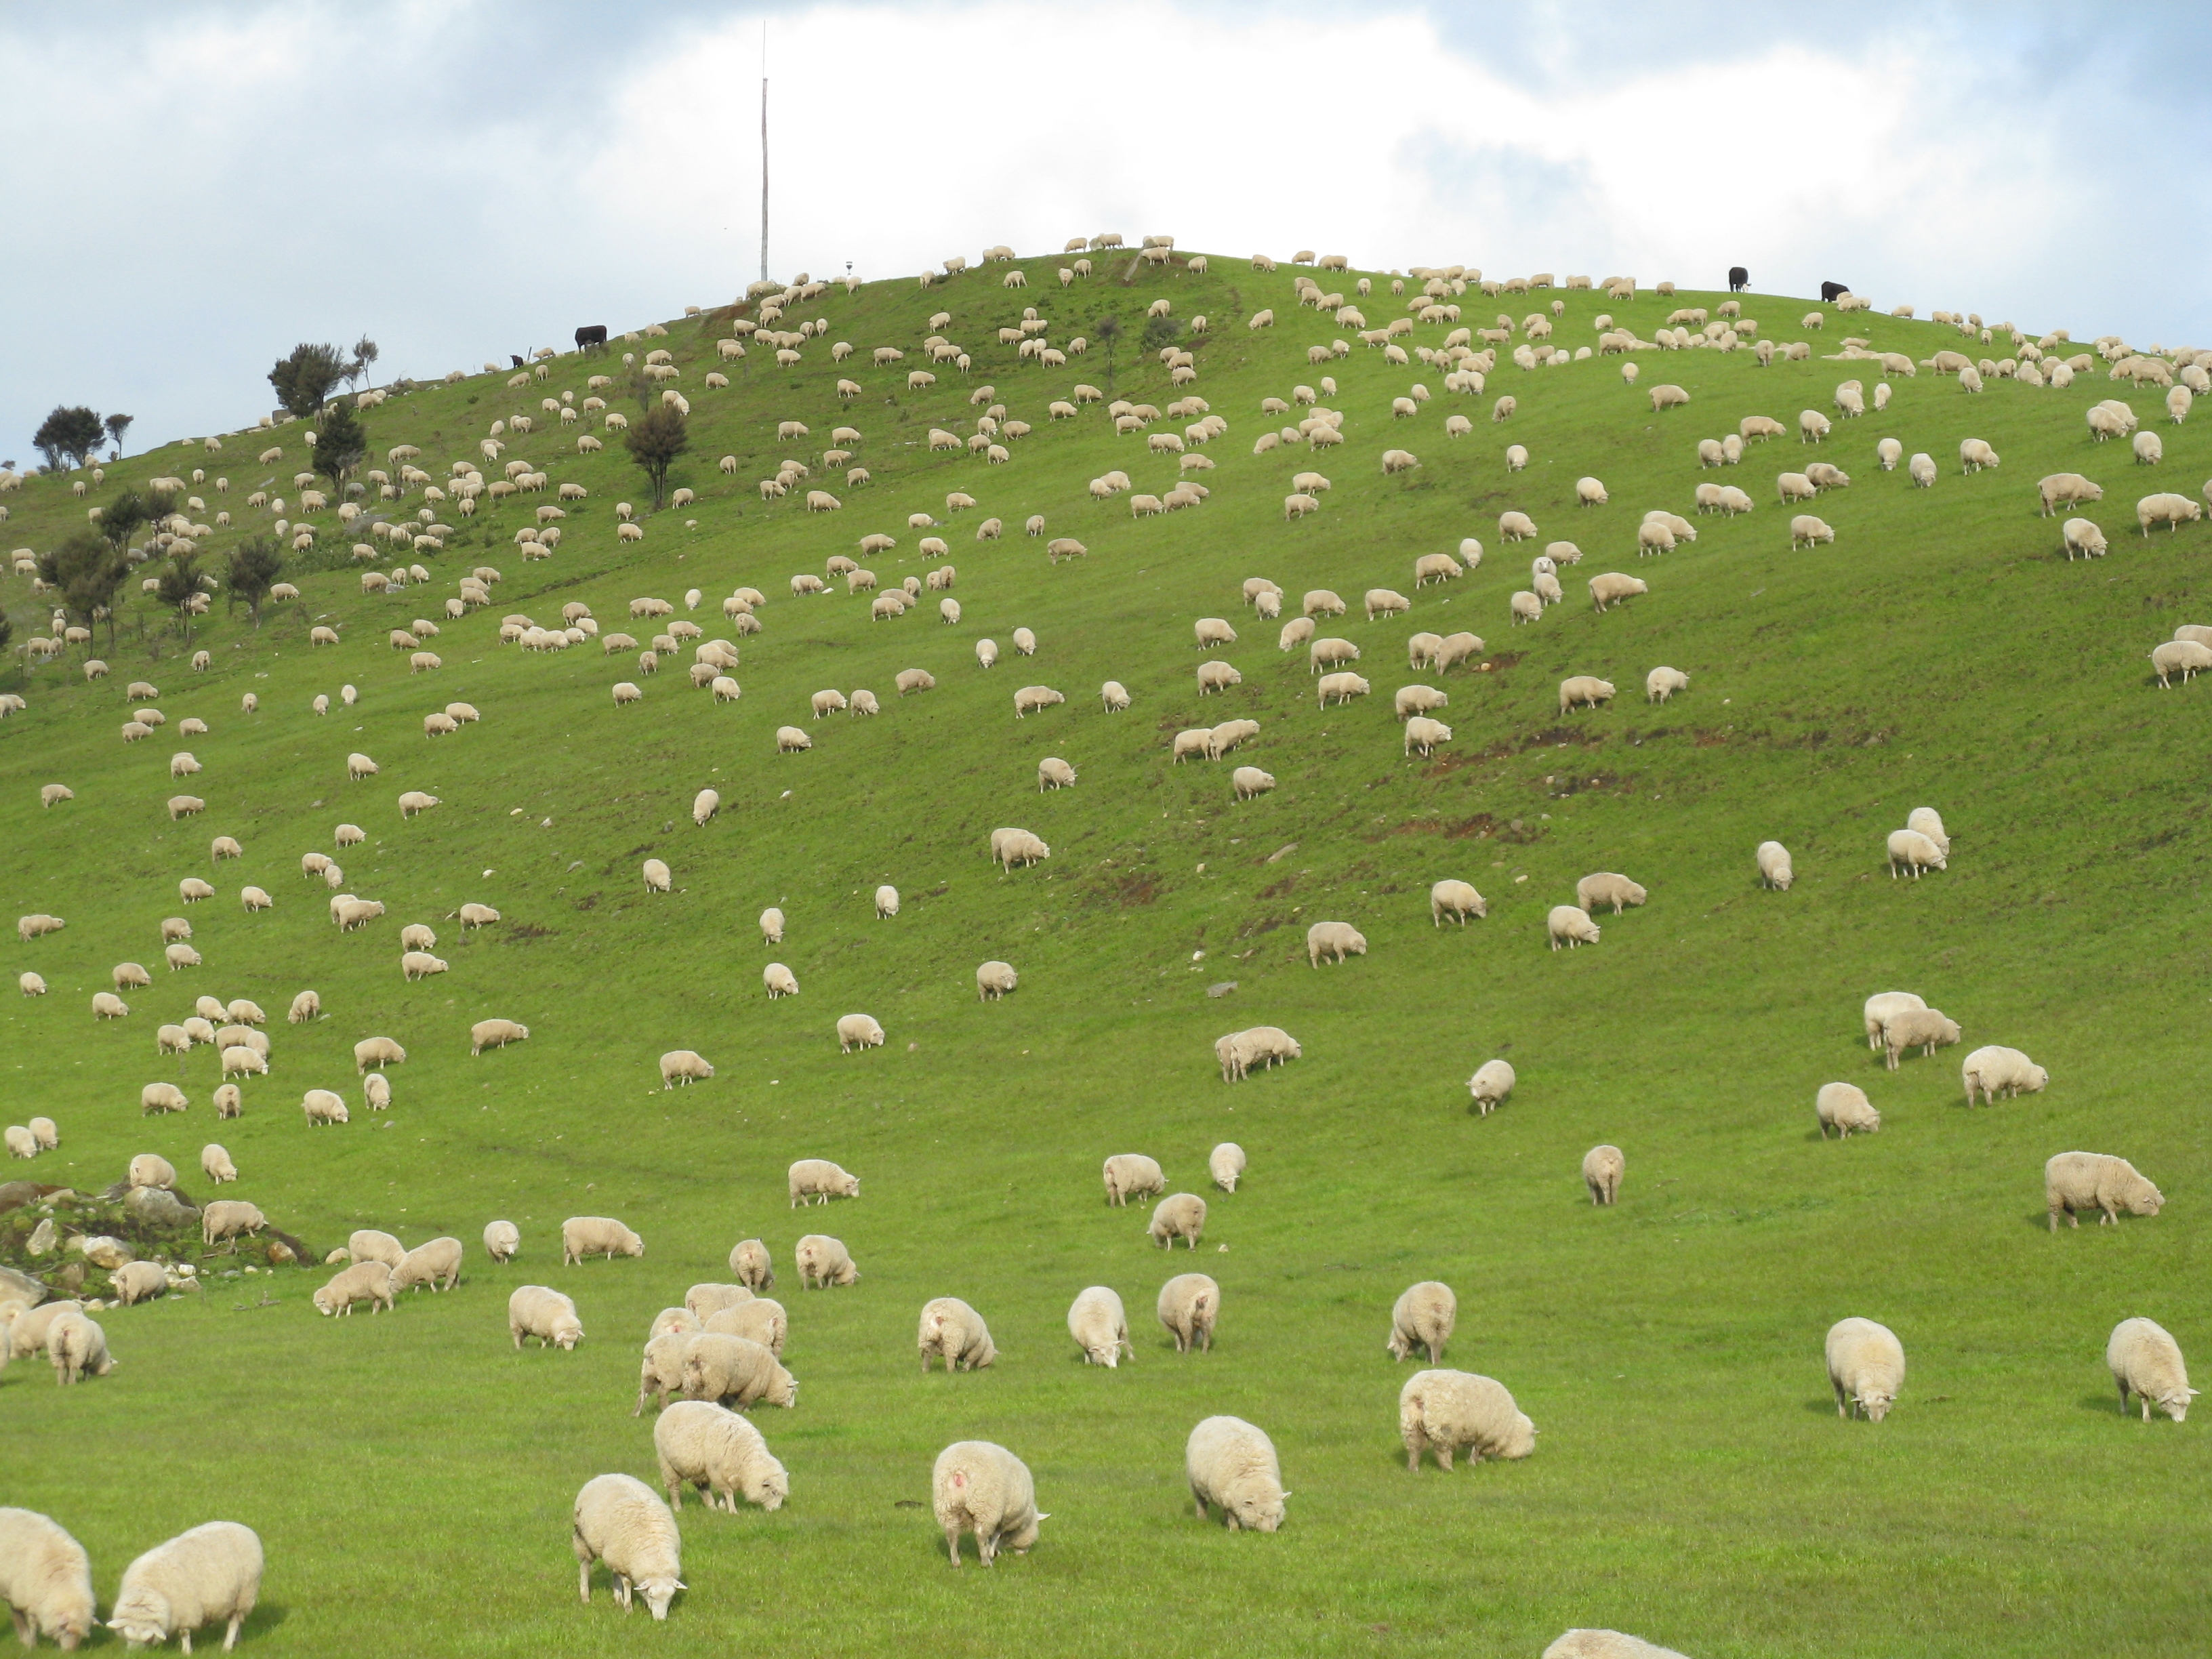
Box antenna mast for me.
[759,22,769,285]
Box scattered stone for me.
[1206,981,1239,998]
[26,1218,55,1256]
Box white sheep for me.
[1185,1416,1287,1532]
[1388,1282,1456,1362]
[2107,1317,2194,1422]
[0,1507,96,1651]
[1547,905,1601,949]
[1961,1045,2047,1105]
[484,1220,520,1263]
[562,1216,644,1264]
[975,960,1018,1001]
[795,1233,859,1288]
[1103,1153,1165,1207]
[1576,872,1646,916]
[660,1050,715,1088]
[571,1474,684,1619]
[1816,1082,1881,1139]
[655,1400,788,1512]
[314,1261,395,1315]
[1399,1370,1536,1470]
[787,1158,859,1207]
[918,1296,997,1372]
[1158,1273,1220,1353]
[1543,1631,1693,1658]
[1883,1008,1961,1071]
[510,1284,583,1349]
[1149,1193,1208,1249]
[1582,1144,1625,1204]
[836,1013,885,1052]
[2047,1151,2164,1231]
[1756,840,1794,890]
[106,1522,264,1654]
[1466,1059,1515,1115]
[1066,1284,1134,1367]
[1431,880,1487,924]
[1826,1317,1905,1422]
[933,1441,1046,1565]
[1886,829,1946,878]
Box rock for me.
[80,1236,134,1270]
[26,1218,56,1256]
[0,1264,45,1303]
[265,1240,297,1265]
[124,1186,200,1229]
[56,1262,85,1294]
[0,1181,43,1212]
[1206,981,1239,998]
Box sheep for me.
[1155,1272,1221,1355]
[1403,717,1452,757]
[1582,1144,1626,1205]
[1215,1025,1300,1081]
[287,989,321,1025]
[302,1089,348,1126]
[2137,491,2203,534]
[2108,1318,2195,1423]
[1559,676,1616,714]
[1882,1008,1961,1071]
[1014,684,1065,716]
[104,1522,264,1654]
[110,1259,169,1307]
[1543,1633,1693,1659]
[1589,574,1645,613]
[933,1441,1046,1566]
[1456,1057,1517,1118]
[836,1013,885,1053]
[2062,517,2108,560]
[1317,672,1370,710]
[483,1220,520,1263]
[1815,1081,1881,1139]
[2150,639,2212,687]
[2038,472,2102,516]
[795,1233,859,1288]
[468,1017,528,1056]
[0,1507,96,1651]
[990,827,1050,869]
[918,1296,997,1372]
[140,1082,189,1116]
[561,1216,644,1266]
[2047,1151,2164,1231]
[1826,1317,1906,1422]
[1186,1416,1287,1532]
[510,1284,584,1349]
[787,1158,859,1208]
[1149,1193,1208,1249]
[28,1117,56,1151]
[686,1284,755,1322]
[1103,1153,1166,1208]
[1499,511,1538,541]
[1576,872,1646,916]
[680,1332,798,1412]
[1906,806,1948,851]
[1430,880,1488,926]
[729,1239,775,1291]
[1961,1044,2047,1105]
[315,1260,396,1316]
[1399,1370,1537,1471]
[1649,384,1690,412]
[1387,1282,1456,1363]
[1548,905,1602,949]
[1886,828,1946,878]
[391,1236,464,1294]
[197,1141,240,1186]
[571,1474,684,1620]
[1305,920,1367,967]
[655,1400,788,1514]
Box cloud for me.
[1,0,2204,462]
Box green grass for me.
[2,255,2208,1658]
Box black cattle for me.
[1728,266,1748,292]
[1820,281,1850,304]
[510,354,525,369]
[575,325,609,352]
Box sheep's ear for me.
[1279,1492,1293,1501]
[1035,1513,1051,1523]
[674,1580,688,1591]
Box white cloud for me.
[1,0,2204,461]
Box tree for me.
[348,335,380,391]
[314,400,367,495]
[33,406,104,472]
[0,607,12,656]
[35,533,128,649]
[1093,314,1122,396]
[225,537,284,627]
[625,404,689,510]
[268,342,347,419]
[98,490,150,561]
[103,413,134,457]
[155,552,203,642]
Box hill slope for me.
[2,252,2208,1659]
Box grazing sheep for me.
[1404,718,1452,757]
[141,1082,188,1115]
[1547,905,1602,949]
[975,960,1017,1001]
[1756,840,1794,890]
[1542,1634,1692,1659]
[1158,1273,1220,1354]
[315,1260,396,1316]
[105,1522,263,1655]
[1961,1045,2047,1105]
[760,907,785,944]
[788,1158,859,1208]
[1399,1370,1537,1470]
[795,1233,859,1288]
[470,1018,529,1055]
[1861,992,1926,1051]
[484,1220,520,1263]
[2047,1151,2164,1231]
[571,1474,683,1620]
[729,1239,775,1291]
[561,1216,643,1266]
[1582,1145,1625,1204]
[2150,639,2212,687]
[655,1400,788,1513]
[1883,1008,1961,1071]
[836,1013,885,1052]
[1816,1082,1881,1139]
[1305,920,1367,966]
[302,1089,348,1126]
[1465,1059,1516,1116]
[1186,1416,1287,1532]
[1388,1282,1456,1363]
[2107,1318,2194,1422]
[1067,1285,1134,1367]
[1826,1317,1905,1422]
[1103,1153,1166,1208]
[660,1050,714,1088]
[509,1284,583,1349]
[1206,1143,1246,1195]
[1908,805,1950,852]
[763,962,798,1000]
[1885,829,1946,878]
[933,1441,1046,1565]
[1576,873,1646,916]
[391,1237,463,1294]
[354,1036,406,1072]
[1231,766,1276,800]
[200,1142,239,1186]
[1431,880,1488,925]
[0,1507,96,1652]
[680,1332,796,1412]
[1149,1193,1208,1250]
[918,1296,996,1372]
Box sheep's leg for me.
[224,1611,246,1652]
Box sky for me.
[2,0,2207,462]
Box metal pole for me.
[759,23,769,284]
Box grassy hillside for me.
[2,249,2207,1659]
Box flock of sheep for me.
[3,237,2205,1656]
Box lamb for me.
[836,1013,886,1051]
[2047,1151,2164,1230]
[655,1400,789,1513]
[1149,1193,1208,1249]
[0,1507,96,1651]
[729,1238,775,1290]
[1103,1153,1165,1207]
[1467,1059,1515,1115]
[933,1441,1046,1565]
[1883,1008,1961,1070]
[1582,1144,1625,1205]
[1755,840,1794,890]
[1388,1282,1456,1362]
[1886,829,1946,878]
[2107,1317,2194,1422]
[789,1158,859,1207]
[1826,1317,1906,1422]
[509,1284,583,1349]
[314,1261,396,1316]
[680,1333,798,1410]
[1067,1285,1134,1366]
[660,1050,714,1087]
[1559,676,1616,713]
[918,1296,997,1372]
[571,1474,684,1620]
[1305,920,1367,966]
[1576,872,1646,916]
[483,1220,520,1263]
[795,1233,859,1288]
[1431,880,1488,924]
[1399,1370,1537,1470]
[562,1216,644,1264]
[106,1522,263,1654]
[1960,1044,2048,1104]
[392,1237,464,1294]
[1816,1082,1880,1139]
[1548,905,1602,949]
[1186,1416,1287,1532]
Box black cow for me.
[510,354,525,369]
[1727,266,1748,293]
[575,325,609,352]
[1820,281,1850,304]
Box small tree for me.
[155,551,203,643]
[625,404,689,510]
[269,342,348,419]
[348,335,380,391]
[35,533,129,650]
[1093,314,1122,396]
[226,537,284,627]
[99,490,150,562]
[103,413,134,458]
[314,400,367,495]
[33,406,105,472]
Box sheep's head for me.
[1235,1489,1286,1533]
[638,1576,684,1620]
[1502,1413,1538,1460]
[106,1587,173,1648]
[1857,1389,1896,1424]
